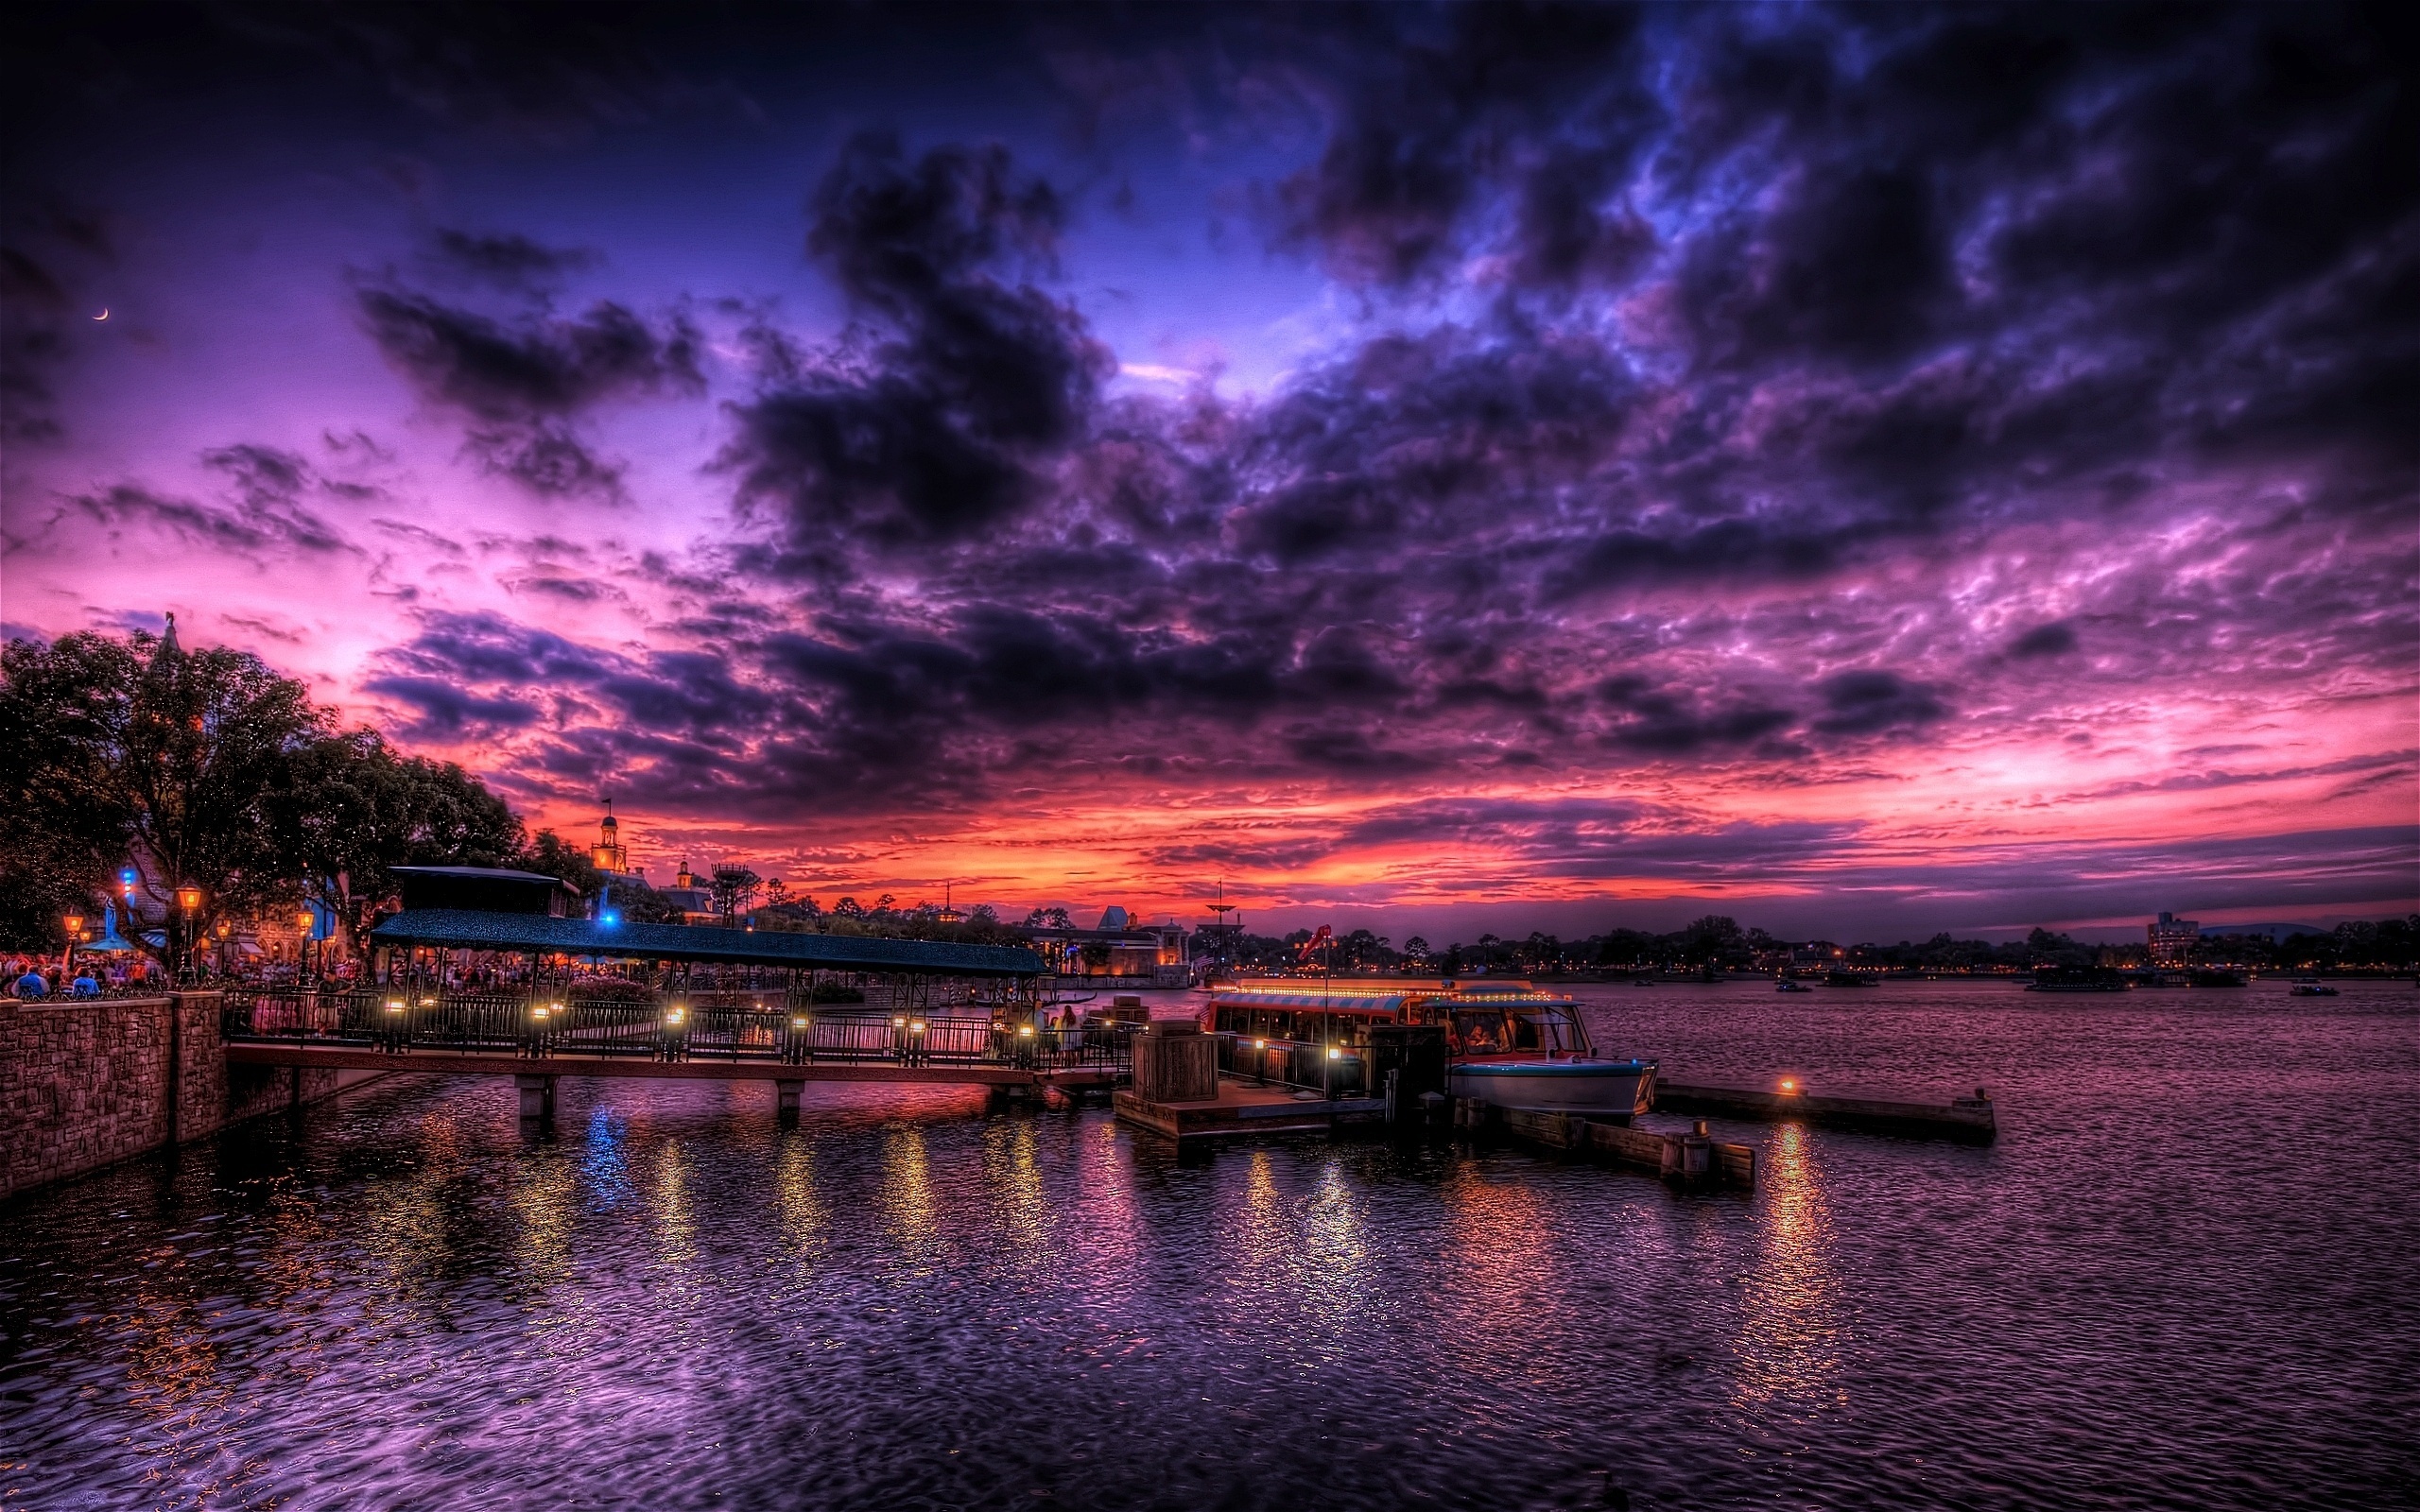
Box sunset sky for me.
[5,4,2412,942]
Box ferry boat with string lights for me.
[1202,975,1656,1120]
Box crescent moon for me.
[94,308,109,321]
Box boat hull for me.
[1447,1059,1655,1119]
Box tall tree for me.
[268,729,527,946]
[0,633,138,950]
[2,626,325,961]
[6,625,551,958]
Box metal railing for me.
[222,989,1137,1073]
[1211,1031,1368,1096]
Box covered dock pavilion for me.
[221,908,1103,1119]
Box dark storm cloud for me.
[1270,4,1656,288]
[1595,676,1795,754]
[1264,3,2415,459]
[357,285,700,500]
[721,134,1112,550]
[357,290,700,421]
[431,229,600,290]
[65,484,349,558]
[370,610,784,782]
[1810,671,1950,738]
[359,675,544,740]
[58,444,362,557]
[2009,623,2079,660]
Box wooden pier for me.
[1652,1081,1996,1144]
[1489,1104,1757,1190]
[1113,1081,1389,1141]
[1112,1020,1395,1140]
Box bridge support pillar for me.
[775,1080,804,1128]
[515,1074,556,1125]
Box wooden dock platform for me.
[1653,1081,1996,1143]
[1113,1078,1388,1142]
[1491,1106,1757,1190]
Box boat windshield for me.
[1451,1010,1511,1053]
[1526,1010,1586,1054]
[1450,1008,1587,1055]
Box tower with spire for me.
[591,797,632,877]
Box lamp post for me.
[175,885,202,981]
[62,913,84,979]
[215,918,233,982]
[297,908,317,980]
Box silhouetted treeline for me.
[1203,914,2420,975]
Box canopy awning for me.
[1209,990,1409,1015]
[371,909,1047,977]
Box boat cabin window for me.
[1452,1010,1511,1053]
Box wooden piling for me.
[1130,1022,1219,1103]
[513,1073,556,1123]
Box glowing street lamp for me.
[168,886,203,979]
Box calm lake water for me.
[5,980,2415,1510]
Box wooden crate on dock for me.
[1132,1022,1219,1103]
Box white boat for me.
[1446,1057,1656,1117]
[1204,975,1656,1120]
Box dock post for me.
[514,1074,556,1125]
[776,1079,804,1128]
[1661,1120,1714,1187]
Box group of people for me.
[9,954,167,1000]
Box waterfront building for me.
[2149,912,2201,966]
[657,862,716,920]
[1016,907,1193,985]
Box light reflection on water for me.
[1733,1123,1841,1412]
[3,982,2415,1510]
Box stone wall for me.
[1,991,374,1200]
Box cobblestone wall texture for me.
[1,992,356,1199]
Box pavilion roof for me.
[370,909,1046,977]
